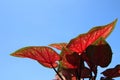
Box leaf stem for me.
[51,64,64,80]
[76,54,84,80]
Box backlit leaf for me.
[49,43,67,50]
[67,19,117,54]
[11,46,61,68]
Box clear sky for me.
[0,0,120,80]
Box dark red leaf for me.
[60,48,77,69]
[49,43,67,50]
[86,38,112,67]
[100,77,114,80]
[81,67,91,78]
[57,67,91,80]
[67,19,117,54]
[11,46,61,68]
[66,52,81,68]
[59,48,92,79]
[102,65,120,78]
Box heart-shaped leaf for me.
[11,46,61,68]
[67,19,117,54]
[49,43,67,50]
[86,38,113,67]
[102,65,120,78]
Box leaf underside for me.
[67,19,117,54]
[11,46,61,68]
[49,43,67,50]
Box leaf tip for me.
[113,18,118,25]
[10,51,16,57]
[10,53,13,56]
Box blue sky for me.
[0,0,120,80]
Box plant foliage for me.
[11,19,120,80]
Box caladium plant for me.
[10,19,120,80]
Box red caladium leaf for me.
[86,38,112,68]
[10,46,61,68]
[101,65,120,78]
[67,19,117,54]
[49,43,67,50]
